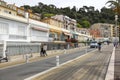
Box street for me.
[0,46,94,80]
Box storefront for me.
[61,28,71,41]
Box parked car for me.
[90,41,98,48]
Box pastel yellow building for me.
[42,17,63,41]
[42,17,63,28]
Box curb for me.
[105,47,115,80]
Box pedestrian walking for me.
[40,44,44,57]
[98,41,102,52]
[113,39,118,48]
[43,44,47,56]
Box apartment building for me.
[76,27,92,42]
[90,23,114,41]
[51,15,78,41]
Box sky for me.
[4,0,109,10]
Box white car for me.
[90,41,98,48]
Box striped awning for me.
[31,27,48,32]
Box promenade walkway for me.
[115,45,120,80]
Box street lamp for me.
[115,14,118,40]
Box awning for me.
[50,29,62,33]
[70,31,78,35]
[53,41,66,43]
[31,27,48,32]
[63,32,71,36]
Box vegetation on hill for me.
[22,2,120,28]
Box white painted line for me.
[105,47,115,80]
[24,49,97,80]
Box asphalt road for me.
[0,47,94,80]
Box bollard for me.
[26,54,29,63]
[56,55,59,66]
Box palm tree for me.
[106,0,120,15]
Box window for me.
[31,29,47,37]
[9,25,26,39]
[0,22,8,34]
[4,10,9,14]
[105,27,108,30]
[9,25,26,36]
[18,26,26,36]
[17,9,25,15]
[9,12,11,14]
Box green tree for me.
[77,23,82,28]
[81,20,91,28]
[43,13,55,18]
[21,2,116,28]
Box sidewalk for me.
[114,45,120,80]
[0,46,86,69]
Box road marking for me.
[105,47,115,80]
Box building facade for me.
[0,0,49,57]
[0,0,92,57]
[90,23,113,41]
